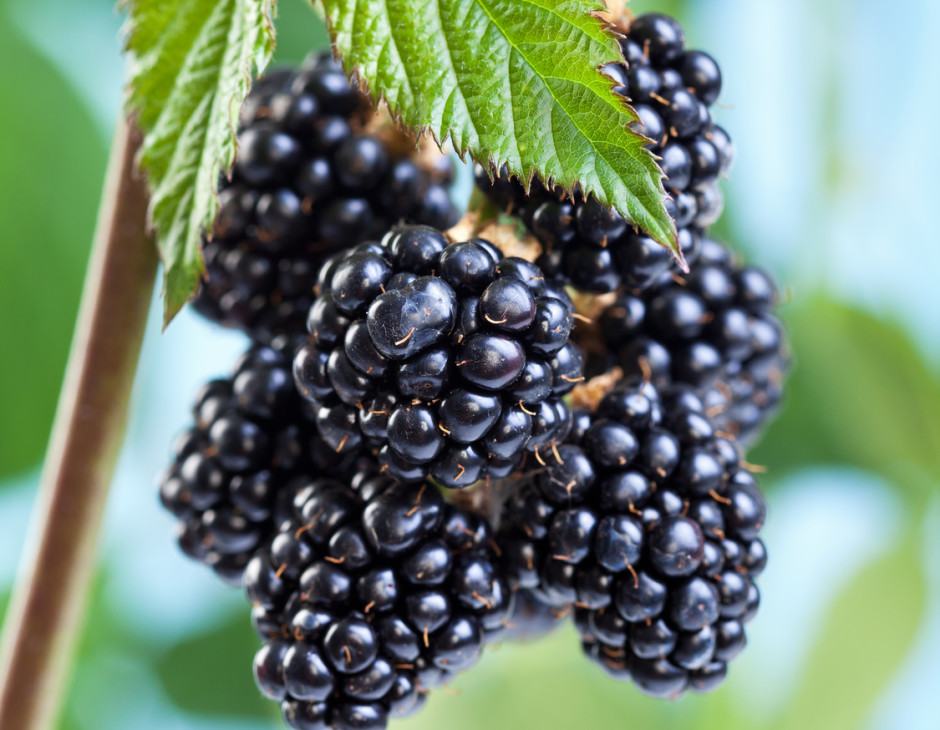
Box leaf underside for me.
[125,0,275,325]
[319,0,677,258]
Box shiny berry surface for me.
[194,54,459,343]
[247,476,510,728]
[592,237,788,445]
[294,226,582,488]
[158,341,363,584]
[495,380,767,697]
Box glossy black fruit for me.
[158,341,363,584]
[293,226,583,487]
[592,237,789,444]
[194,54,459,343]
[496,380,767,696]
[246,475,511,728]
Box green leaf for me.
[124,0,276,325]
[769,524,928,730]
[319,0,678,259]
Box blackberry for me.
[497,381,766,696]
[194,53,460,343]
[158,340,362,584]
[292,225,584,488]
[593,237,788,443]
[245,473,512,728]
[475,12,731,293]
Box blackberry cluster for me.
[246,474,512,729]
[158,342,362,584]
[498,380,766,696]
[151,10,784,720]
[292,225,584,488]
[592,237,788,444]
[194,53,460,343]
[475,12,731,293]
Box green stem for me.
[0,117,156,730]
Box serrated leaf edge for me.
[123,0,277,326]
[320,0,678,261]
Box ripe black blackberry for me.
[474,12,731,293]
[193,53,460,343]
[245,472,512,729]
[497,380,767,697]
[158,341,362,584]
[593,237,788,444]
[292,225,584,488]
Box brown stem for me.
[0,117,156,730]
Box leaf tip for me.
[160,262,203,331]
[161,286,186,331]
[161,300,182,331]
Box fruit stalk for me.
[0,117,156,730]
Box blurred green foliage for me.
[273,0,330,64]
[58,577,147,730]
[155,611,272,721]
[0,0,319,482]
[0,16,107,478]
[769,531,927,730]
[753,299,940,501]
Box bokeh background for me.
[2,0,939,728]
